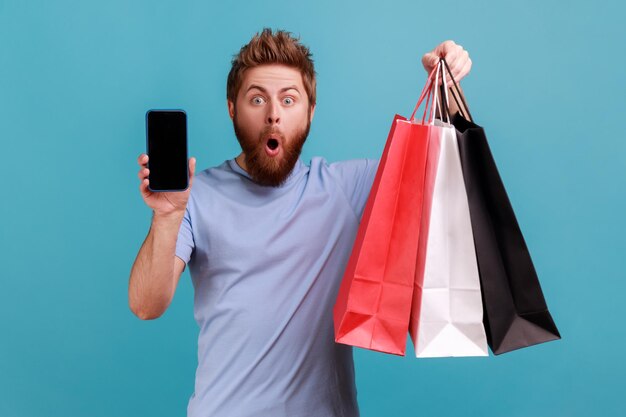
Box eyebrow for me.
[245,85,301,94]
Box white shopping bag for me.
[409,119,489,358]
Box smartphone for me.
[145,109,188,192]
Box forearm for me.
[128,212,184,319]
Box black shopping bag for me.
[452,113,561,354]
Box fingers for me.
[137,153,151,196]
[139,177,150,196]
[138,167,151,199]
[138,166,149,181]
[423,40,460,76]
[423,40,455,73]
[137,154,150,180]
[422,52,439,73]
[138,172,152,201]
[454,58,472,84]
[137,154,196,193]
[443,54,471,86]
[138,153,148,167]
[424,40,471,86]
[446,48,468,72]
[189,157,196,176]
[435,41,472,86]
[434,40,457,60]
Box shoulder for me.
[305,157,379,194]
[308,157,378,174]
[323,158,379,182]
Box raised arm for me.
[128,154,195,320]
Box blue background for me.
[1,0,624,416]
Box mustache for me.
[260,128,284,140]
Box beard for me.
[233,109,311,187]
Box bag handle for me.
[409,60,443,125]
[440,58,473,122]
[409,64,436,122]
[435,60,452,124]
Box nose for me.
[266,101,280,125]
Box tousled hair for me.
[227,28,316,107]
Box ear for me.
[227,100,235,120]
[309,104,316,123]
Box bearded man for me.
[129,28,472,417]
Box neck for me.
[235,153,248,172]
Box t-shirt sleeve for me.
[329,158,380,220]
[175,206,194,265]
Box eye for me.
[283,97,295,105]
[251,96,266,105]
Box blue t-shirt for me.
[176,156,379,417]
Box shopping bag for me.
[440,59,561,354]
[333,67,440,355]
[453,113,561,354]
[333,115,431,355]
[408,79,489,357]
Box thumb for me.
[422,52,439,73]
[188,157,196,187]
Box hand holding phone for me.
[137,153,196,216]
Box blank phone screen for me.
[146,110,188,191]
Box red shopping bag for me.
[333,68,443,355]
[333,66,443,355]
[333,115,432,355]
[333,72,448,355]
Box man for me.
[129,28,472,417]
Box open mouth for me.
[267,138,279,150]
[264,136,281,157]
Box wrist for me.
[152,210,185,224]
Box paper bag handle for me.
[440,58,473,122]
[409,61,443,125]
